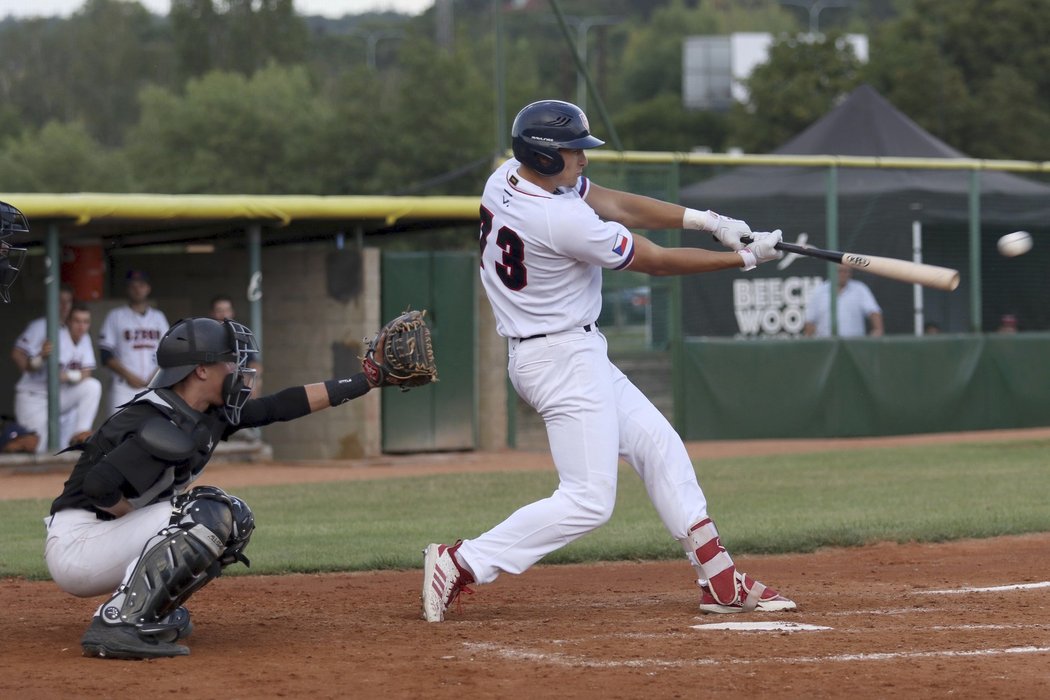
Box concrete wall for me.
[258,246,381,460]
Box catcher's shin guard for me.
[686,517,742,607]
[101,500,233,628]
[101,488,253,630]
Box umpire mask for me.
[0,201,30,304]
[0,245,26,304]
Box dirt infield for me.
[4,428,1050,698]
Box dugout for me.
[0,194,501,460]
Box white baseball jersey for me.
[14,319,97,392]
[98,305,169,382]
[459,158,715,588]
[804,279,881,337]
[479,158,635,338]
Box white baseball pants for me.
[15,378,102,453]
[44,502,173,598]
[458,328,708,584]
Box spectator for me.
[10,284,75,449]
[209,295,262,396]
[13,302,102,451]
[996,314,1018,334]
[209,294,263,442]
[10,284,75,373]
[803,266,883,337]
[98,271,169,417]
[924,321,942,335]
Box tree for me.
[372,38,494,195]
[730,32,863,152]
[126,65,334,194]
[0,121,131,192]
[171,0,308,80]
[866,0,1050,159]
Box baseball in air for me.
[997,231,1033,257]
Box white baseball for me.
[65,369,82,383]
[997,231,1032,257]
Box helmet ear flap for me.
[512,143,565,177]
[529,146,564,176]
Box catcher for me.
[45,311,436,660]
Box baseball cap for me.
[126,269,150,283]
[0,418,38,453]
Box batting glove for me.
[683,208,751,251]
[738,230,783,271]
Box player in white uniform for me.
[422,100,794,622]
[14,301,102,451]
[98,270,169,416]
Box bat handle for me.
[736,234,785,251]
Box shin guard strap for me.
[689,518,738,606]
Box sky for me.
[0,0,434,19]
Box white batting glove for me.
[738,230,783,271]
[683,208,751,251]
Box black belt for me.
[516,323,595,342]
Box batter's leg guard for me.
[686,518,742,607]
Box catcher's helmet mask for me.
[511,99,605,177]
[150,317,259,423]
[0,201,30,304]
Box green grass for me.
[4,437,1049,580]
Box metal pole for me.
[826,165,839,336]
[494,0,507,156]
[548,0,623,150]
[247,224,263,358]
[46,223,61,452]
[968,169,981,332]
[912,220,924,335]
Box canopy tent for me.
[679,84,1050,335]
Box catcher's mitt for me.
[361,308,438,391]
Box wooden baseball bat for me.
[741,236,961,291]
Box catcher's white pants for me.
[44,501,172,598]
[458,328,708,584]
[15,377,102,453]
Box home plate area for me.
[442,538,1050,697]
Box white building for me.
[683,32,869,110]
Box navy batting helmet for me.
[511,100,605,176]
[0,201,29,304]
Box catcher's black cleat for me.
[81,617,189,660]
[138,606,194,643]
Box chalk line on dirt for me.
[462,641,1050,668]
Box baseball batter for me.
[98,270,169,416]
[423,100,794,622]
[14,301,102,451]
[47,313,434,659]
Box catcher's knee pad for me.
[172,485,255,567]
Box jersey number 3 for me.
[480,205,527,291]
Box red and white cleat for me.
[697,571,796,614]
[421,540,475,622]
